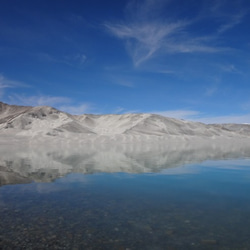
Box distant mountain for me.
[0,101,249,138]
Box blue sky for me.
[0,0,250,123]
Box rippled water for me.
[1,155,250,249]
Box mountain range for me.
[1,101,250,186]
[1,101,250,139]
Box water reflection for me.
[1,139,250,249]
[1,162,250,249]
[1,138,250,186]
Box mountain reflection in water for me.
[1,139,250,249]
[1,138,250,186]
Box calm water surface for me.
[1,156,250,249]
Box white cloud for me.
[125,0,169,21]
[105,0,229,66]
[241,101,250,111]
[8,94,91,115]
[205,1,246,34]
[106,19,188,66]
[59,103,91,115]
[37,52,88,68]
[217,12,246,34]
[74,54,87,64]
[150,109,250,124]
[111,77,134,87]
[64,53,88,66]
[205,86,218,96]
[157,69,176,74]
[105,0,248,67]
[0,75,91,115]
[0,74,27,89]
[192,114,250,124]
[113,106,125,114]
[152,109,201,120]
[8,94,71,107]
[219,64,242,74]
[112,106,141,114]
[0,74,29,98]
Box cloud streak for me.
[217,12,246,34]
[192,114,250,124]
[105,0,245,66]
[0,75,91,115]
[8,94,92,115]
[151,109,250,124]
[59,103,91,115]
[0,74,29,98]
[37,52,88,68]
[152,109,201,120]
[8,94,71,107]
[0,74,27,89]
[106,20,188,66]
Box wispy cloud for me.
[37,52,88,68]
[205,85,218,97]
[241,101,250,111]
[0,74,28,98]
[203,0,247,34]
[156,69,176,74]
[113,106,126,114]
[105,19,189,66]
[193,114,250,124]
[217,12,246,34]
[0,75,91,115]
[110,75,135,87]
[125,0,169,21]
[8,94,71,107]
[59,103,91,115]
[7,93,92,115]
[0,74,27,89]
[105,0,246,67]
[219,64,242,74]
[105,0,191,66]
[209,0,248,35]
[151,109,250,124]
[151,109,201,120]
[115,79,134,87]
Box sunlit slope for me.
[0,102,249,138]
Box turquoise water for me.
[1,159,250,249]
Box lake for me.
[1,141,250,249]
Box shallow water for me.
[1,156,250,249]
[1,142,250,249]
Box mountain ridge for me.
[0,101,249,138]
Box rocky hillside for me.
[0,102,249,138]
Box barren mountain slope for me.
[0,102,250,138]
[123,114,228,136]
[211,123,250,135]
[75,113,152,135]
[0,102,93,136]
[0,102,32,124]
